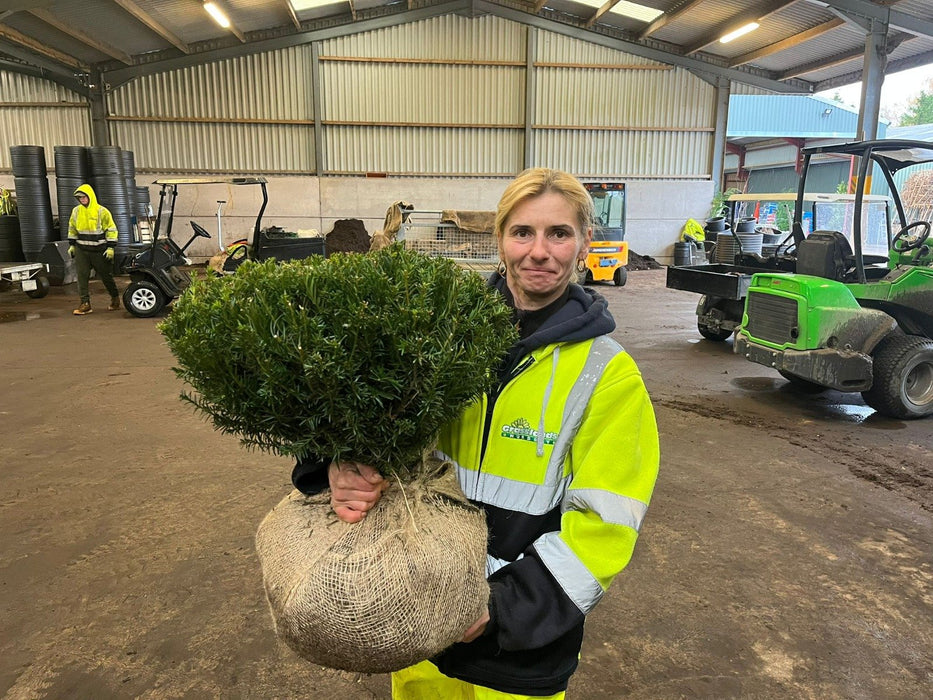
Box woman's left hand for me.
[460,609,490,643]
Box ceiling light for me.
[203,1,231,29]
[720,22,760,43]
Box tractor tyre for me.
[613,266,627,287]
[123,280,166,318]
[862,334,933,419]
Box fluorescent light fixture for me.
[720,22,760,43]
[203,1,231,29]
[575,0,663,23]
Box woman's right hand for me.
[328,461,388,523]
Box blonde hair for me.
[494,168,594,241]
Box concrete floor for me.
[1,268,931,699]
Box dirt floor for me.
[1,268,931,699]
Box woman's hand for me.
[328,461,387,523]
[460,609,490,643]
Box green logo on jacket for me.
[501,417,557,444]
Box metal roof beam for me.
[638,0,705,40]
[283,0,301,29]
[778,30,909,80]
[684,0,798,56]
[109,0,190,54]
[28,8,133,65]
[729,18,844,67]
[0,39,89,95]
[0,22,86,71]
[584,0,621,30]
[807,0,933,39]
[815,47,933,92]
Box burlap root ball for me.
[255,479,489,673]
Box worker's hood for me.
[72,184,105,231]
[73,183,99,208]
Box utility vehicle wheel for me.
[613,266,627,287]
[25,275,50,299]
[582,269,594,285]
[698,323,732,342]
[123,280,166,318]
[778,370,826,393]
[862,334,933,419]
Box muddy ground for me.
[1,268,930,699]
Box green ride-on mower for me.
[734,140,933,419]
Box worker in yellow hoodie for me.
[68,184,121,315]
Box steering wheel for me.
[892,221,931,252]
[190,221,212,238]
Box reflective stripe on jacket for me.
[68,184,118,251]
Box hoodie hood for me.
[73,184,99,208]
[488,272,615,360]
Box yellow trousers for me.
[391,660,566,700]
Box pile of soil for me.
[626,251,662,270]
[326,219,370,255]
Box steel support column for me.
[711,77,730,190]
[524,27,536,171]
[88,71,110,146]
[856,18,887,140]
[311,41,324,177]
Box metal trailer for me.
[0,261,50,298]
[398,210,498,270]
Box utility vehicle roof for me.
[802,140,933,174]
[727,193,891,202]
[152,177,268,185]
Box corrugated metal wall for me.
[109,45,315,173]
[0,72,91,171]
[2,15,717,179]
[533,34,714,177]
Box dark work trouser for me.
[74,246,119,304]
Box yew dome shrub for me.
[160,245,517,479]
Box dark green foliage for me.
[159,245,517,479]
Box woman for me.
[292,168,659,698]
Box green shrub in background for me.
[160,245,517,479]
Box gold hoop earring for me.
[576,258,586,273]
[497,260,507,276]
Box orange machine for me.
[583,182,628,286]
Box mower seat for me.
[796,230,852,281]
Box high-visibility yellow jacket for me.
[432,276,660,695]
[68,184,118,253]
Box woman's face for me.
[499,191,591,311]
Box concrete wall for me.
[0,173,714,266]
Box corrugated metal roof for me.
[0,0,931,100]
[888,124,933,142]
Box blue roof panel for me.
[727,94,888,139]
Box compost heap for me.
[159,246,517,673]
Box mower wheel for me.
[778,370,826,393]
[862,334,933,419]
[123,280,166,318]
[613,266,627,287]
[698,324,732,342]
[25,274,50,299]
